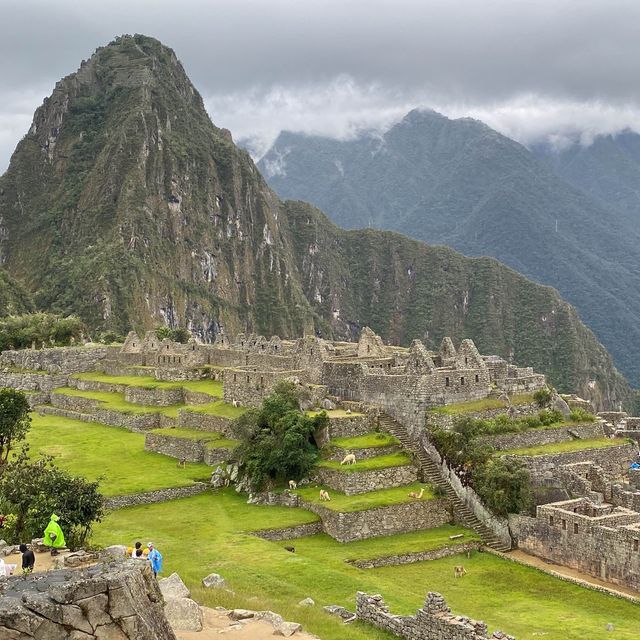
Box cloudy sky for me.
[2,0,640,170]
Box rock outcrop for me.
[0,559,176,639]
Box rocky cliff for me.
[0,35,630,406]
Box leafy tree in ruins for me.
[0,388,30,466]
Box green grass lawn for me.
[295,483,435,511]
[149,427,238,449]
[73,372,223,397]
[91,492,640,640]
[183,400,247,418]
[317,452,412,472]
[25,414,211,495]
[428,393,535,415]
[53,387,184,417]
[499,437,631,456]
[330,432,399,449]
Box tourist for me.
[43,514,65,556]
[147,542,163,576]
[19,544,35,575]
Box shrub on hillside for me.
[0,389,30,466]
[0,313,85,351]
[233,381,329,491]
[569,407,596,422]
[533,388,553,408]
[473,458,532,517]
[155,326,191,343]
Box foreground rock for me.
[160,573,203,632]
[0,559,176,639]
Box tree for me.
[0,450,103,548]
[233,381,328,491]
[155,326,191,343]
[0,389,31,465]
[473,458,532,517]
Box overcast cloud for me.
[1,0,640,169]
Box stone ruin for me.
[0,559,176,639]
[356,591,515,640]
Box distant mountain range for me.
[258,112,640,386]
[0,35,630,407]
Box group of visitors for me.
[127,540,163,576]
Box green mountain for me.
[0,35,630,407]
[258,112,640,386]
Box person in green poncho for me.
[43,514,65,556]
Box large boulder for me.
[163,597,203,632]
[159,573,190,599]
[202,573,226,589]
[550,394,571,419]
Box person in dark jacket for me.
[19,544,35,575]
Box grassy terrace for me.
[93,492,640,640]
[26,414,210,496]
[73,371,223,397]
[295,483,435,511]
[52,387,245,419]
[317,452,412,472]
[331,432,399,449]
[53,387,183,417]
[428,393,535,415]
[499,437,632,457]
[150,427,238,449]
[306,409,364,418]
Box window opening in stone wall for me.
[167,345,170,350]
[246,375,250,383]
[260,376,264,386]
[634,539,639,551]
[445,377,450,387]
[133,343,136,347]
[460,376,465,385]
[233,374,237,382]
[562,519,567,530]
[465,357,468,364]
[475,374,479,383]
[367,345,370,353]
[573,523,579,534]
[549,516,554,526]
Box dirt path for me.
[176,607,319,640]
[506,550,640,600]
[3,549,77,574]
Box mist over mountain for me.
[0,35,630,407]
[258,110,640,386]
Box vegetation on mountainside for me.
[0,270,34,315]
[0,34,631,409]
[233,381,328,490]
[259,115,640,388]
[0,313,85,351]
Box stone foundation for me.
[314,414,373,446]
[178,410,237,436]
[0,559,176,639]
[253,521,324,541]
[144,432,234,466]
[104,484,208,510]
[316,464,418,495]
[356,591,514,639]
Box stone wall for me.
[222,368,306,407]
[316,464,418,495]
[302,498,451,542]
[124,386,185,406]
[0,559,176,639]
[104,483,208,510]
[511,498,640,592]
[178,410,237,436]
[144,433,234,465]
[355,591,514,640]
[348,542,480,569]
[425,403,541,432]
[0,370,69,392]
[0,345,113,373]
[253,521,324,541]
[480,422,604,452]
[324,444,400,461]
[314,414,372,446]
[505,442,638,483]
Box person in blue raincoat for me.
[147,542,163,576]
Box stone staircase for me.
[378,413,512,552]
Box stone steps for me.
[379,414,511,552]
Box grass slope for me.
[92,493,640,640]
[499,437,631,456]
[428,394,535,415]
[25,414,211,495]
[330,433,399,449]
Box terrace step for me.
[378,414,511,552]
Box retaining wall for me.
[104,483,208,510]
[324,444,400,461]
[480,422,604,451]
[0,346,113,373]
[314,414,372,446]
[253,521,324,541]
[349,542,480,569]
[316,464,418,495]
[0,371,69,392]
[178,410,237,436]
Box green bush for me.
[0,389,31,466]
[0,313,85,351]
[473,458,532,517]
[155,326,191,343]
[533,388,553,408]
[569,408,596,422]
[233,382,329,491]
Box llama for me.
[454,565,467,578]
[345,408,352,414]
[319,489,331,501]
[288,480,297,490]
[340,454,356,465]
[408,487,425,499]
[232,399,241,408]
